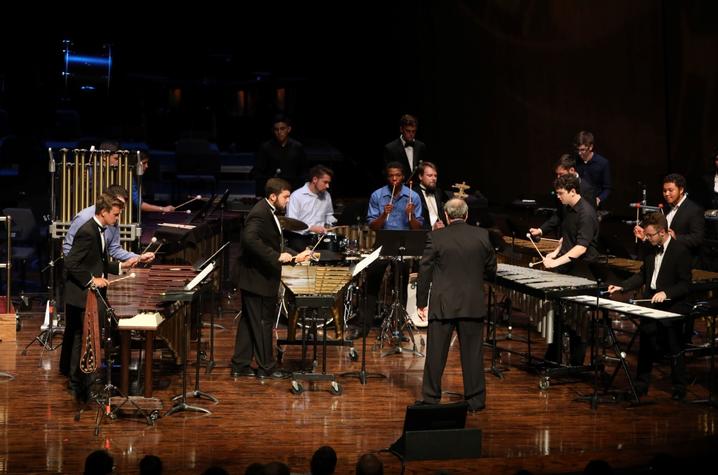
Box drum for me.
[405,272,428,328]
[315,232,345,252]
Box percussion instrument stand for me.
[341,269,386,384]
[689,312,718,408]
[91,288,152,435]
[484,286,510,379]
[377,251,424,358]
[574,284,640,409]
[169,279,217,414]
[290,306,343,395]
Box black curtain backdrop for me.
[2,1,718,213]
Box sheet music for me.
[184,262,215,290]
[353,246,382,277]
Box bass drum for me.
[405,272,428,328]
[333,225,376,253]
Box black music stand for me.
[193,241,231,374]
[184,192,216,225]
[166,263,218,416]
[340,249,387,384]
[89,287,154,434]
[374,230,427,357]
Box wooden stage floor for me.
[0,305,716,474]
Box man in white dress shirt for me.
[416,162,446,231]
[285,165,337,252]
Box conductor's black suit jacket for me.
[64,218,120,308]
[417,221,497,320]
[237,199,283,297]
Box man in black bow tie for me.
[608,212,692,400]
[383,114,429,178]
[64,193,124,406]
[416,162,447,230]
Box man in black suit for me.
[634,174,704,262]
[231,178,311,379]
[416,198,497,411]
[416,161,447,231]
[64,193,123,404]
[383,114,428,179]
[608,212,692,400]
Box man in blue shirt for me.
[574,130,612,207]
[367,162,423,230]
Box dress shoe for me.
[231,366,256,378]
[632,382,649,398]
[671,387,686,401]
[256,369,291,380]
[468,403,486,413]
[413,400,433,406]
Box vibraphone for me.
[560,295,684,400]
[493,263,598,344]
[108,264,198,398]
[279,265,355,394]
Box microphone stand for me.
[22,150,63,356]
[90,286,153,434]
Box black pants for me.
[636,318,688,389]
[422,318,486,411]
[231,290,278,372]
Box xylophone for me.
[108,264,198,398]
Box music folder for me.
[352,246,382,277]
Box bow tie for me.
[97,225,107,233]
[655,244,664,255]
[422,188,435,196]
[404,141,415,148]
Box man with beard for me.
[230,178,311,379]
[285,165,337,252]
[416,162,447,230]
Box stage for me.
[0,302,716,474]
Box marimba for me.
[108,264,198,398]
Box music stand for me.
[166,262,217,416]
[184,192,216,225]
[340,247,387,384]
[373,230,427,357]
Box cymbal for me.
[278,216,308,231]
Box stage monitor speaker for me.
[389,401,482,462]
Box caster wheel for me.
[329,381,343,396]
[149,410,160,421]
[349,348,358,361]
[290,380,304,395]
[108,412,118,420]
[539,377,550,390]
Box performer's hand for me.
[633,225,645,240]
[139,252,155,263]
[542,256,559,269]
[651,291,668,303]
[92,277,109,288]
[406,202,415,216]
[433,220,445,230]
[607,285,623,294]
[417,307,428,321]
[294,249,313,263]
[309,225,327,234]
[668,228,676,240]
[383,203,394,215]
[161,205,176,213]
[529,227,542,237]
[124,256,140,268]
[278,252,294,263]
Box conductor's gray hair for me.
[444,198,468,219]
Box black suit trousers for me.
[636,318,687,388]
[422,318,486,410]
[232,290,278,371]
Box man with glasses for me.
[574,130,611,207]
[607,212,692,400]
